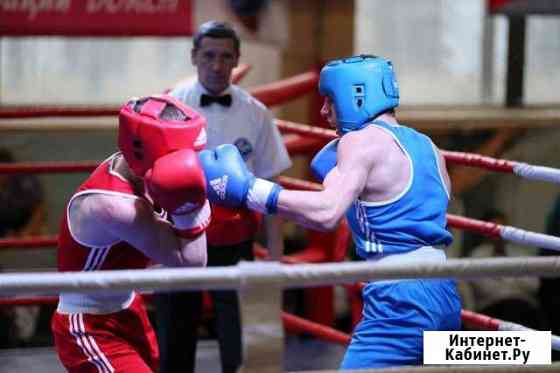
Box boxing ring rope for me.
[0,294,352,344]
[3,177,560,252]
[250,71,319,107]
[7,235,560,353]
[0,256,558,298]
[0,235,58,249]
[231,63,252,84]
[0,161,98,175]
[6,117,556,186]
[2,292,560,353]
[340,283,560,352]
[461,310,560,350]
[287,308,560,352]
[0,257,560,294]
[0,259,559,373]
[447,214,560,251]
[275,121,560,185]
[275,176,560,251]
[0,296,58,306]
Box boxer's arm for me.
[200,139,371,232]
[275,133,372,231]
[70,193,206,268]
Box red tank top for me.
[58,154,153,272]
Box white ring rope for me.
[0,257,558,295]
[497,321,560,351]
[448,213,560,251]
[500,225,560,251]
[513,162,560,184]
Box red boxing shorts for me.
[51,294,159,373]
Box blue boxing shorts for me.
[340,278,461,369]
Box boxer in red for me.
[51,94,210,372]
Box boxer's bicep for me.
[68,192,132,247]
[74,193,184,266]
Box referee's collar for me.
[195,80,233,99]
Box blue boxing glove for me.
[310,139,339,182]
[199,144,283,214]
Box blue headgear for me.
[319,55,399,134]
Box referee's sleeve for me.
[254,111,292,179]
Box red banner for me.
[488,0,512,13]
[488,0,560,15]
[0,0,193,37]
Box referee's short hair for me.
[192,21,240,56]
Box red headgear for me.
[118,94,207,177]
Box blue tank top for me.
[346,121,453,259]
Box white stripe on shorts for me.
[69,313,114,373]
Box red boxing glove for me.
[145,149,211,238]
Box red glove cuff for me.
[171,200,211,239]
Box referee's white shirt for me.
[170,80,292,179]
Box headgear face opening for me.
[318,55,400,135]
[118,95,207,177]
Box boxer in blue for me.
[199,54,462,368]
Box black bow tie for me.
[200,94,232,107]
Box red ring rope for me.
[2,177,560,251]
[1,115,557,183]
[447,214,502,238]
[0,236,57,249]
[461,309,500,330]
[0,161,98,174]
[443,150,514,173]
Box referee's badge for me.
[234,138,253,160]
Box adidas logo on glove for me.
[199,144,282,213]
[210,175,228,200]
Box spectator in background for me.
[0,148,45,348]
[469,208,548,330]
[0,148,45,238]
[156,20,291,373]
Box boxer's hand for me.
[199,144,282,214]
[145,149,210,238]
[311,139,339,183]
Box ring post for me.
[238,261,284,373]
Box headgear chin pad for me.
[319,54,400,135]
[118,94,207,177]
